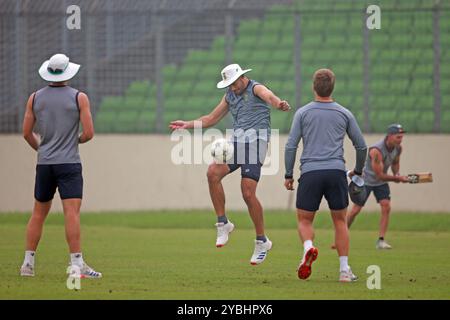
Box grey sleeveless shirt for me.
[225,80,271,142]
[33,85,81,164]
[364,138,401,186]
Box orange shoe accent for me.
[297,247,318,280]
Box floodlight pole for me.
[362,11,371,133]
[154,12,165,133]
[432,2,442,133]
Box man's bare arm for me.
[78,92,94,144]
[370,148,408,182]
[391,146,402,175]
[253,85,290,111]
[169,95,229,130]
[22,93,39,151]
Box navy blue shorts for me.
[296,169,349,211]
[227,140,267,182]
[34,163,83,202]
[356,183,391,207]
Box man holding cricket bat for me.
[346,124,409,249]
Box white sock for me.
[23,250,35,266]
[303,240,313,254]
[70,253,84,267]
[339,256,349,272]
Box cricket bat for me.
[407,172,433,184]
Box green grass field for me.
[1,210,449,300]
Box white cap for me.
[38,54,81,82]
[216,63,252,89]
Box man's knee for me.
[207,164,226,183]
[241,186,255,202]
[350,204,363,216]
[380,200,391,213]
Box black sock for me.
[379,237,384,241]
[218,215,228,224]
[256,235,267,243]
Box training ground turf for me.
[0,210,449,300]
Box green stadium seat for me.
[397,96,419,110]
[172,82,194,97]
[414,63,433,77]
[136,111,156,133]
[95,111,117,132]
[441,111,450,133]
[237,19,261,35]
[416,96,434,110]
[100,96,124,112]
[192,81,216,96]
[198,65,220,79]
[165,97,186,111]
[211,36,225,51]
[417,111,435,132]
[392,63,415,78]
[184,96,209,112]
[408,79,433,94]
[251,50,273,63]
[371,110,398,133]
[163,64,177,82]
[233,50,253,66]
[371,81,390,94]
[125,80,152,98]
[116,111,139,133]
[177,65,201,81]
[257,34,280,49]
[390,80,409,94]
[271,112,290,133]
[205,49,225,65]
[163,111,183,127]
[279,34,294,49]
[397,110,420,132]
[185,50,210,65]
[272,49,292,63]
[125,97,146,110]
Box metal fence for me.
[1,0,449,133]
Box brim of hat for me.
[387,130,407,135]
[216,69,252,89]
[38,60,81,82]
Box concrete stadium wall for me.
[1,134,449,213]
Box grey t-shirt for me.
[285,101,367,176]
[33,85,81,165]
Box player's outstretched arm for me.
[22,93,39,151]
[78,92,95,144]
[169,95,229,130]
[370,148,408,183]
[253,85,290,111]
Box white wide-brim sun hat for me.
[216,63,252,89]
[38,53,81,82]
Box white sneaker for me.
[250,238,272,265]
[376,239,392,249]
[69,263,102,279]
[20,263,35,277]
[339,267,358,282]
[215,221,234,247]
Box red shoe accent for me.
[297,247,318,280]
